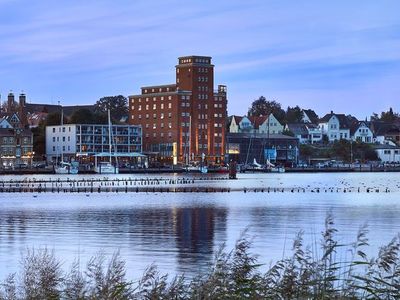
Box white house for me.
[350,121,374,143]
[228,116,243,133]
[285,123,323,144]
[319,112,352,142]
[258,114,284,134]
[228,114,283,134]
[375,145,400,163]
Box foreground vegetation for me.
[1,214,400,299]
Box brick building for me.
[129,56,227,165]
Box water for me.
[0,172,399,280]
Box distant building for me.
[374,144,400,163]
[228,114,283,134]
[350,121,374,143]
[226,132,298,165]
[370,121,400,146]
[128,55,227,165]
[285,123,321,144]
[0,92,33,167]
[319,111,354,141]
[45,124,142,163]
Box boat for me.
[264,159,285,173]
[94,110,119,174]
[55,161,79,174]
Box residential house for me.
[228,114,283,135]
[350,121,374,143]
[371,121,400,146]
[319,111,353,142]
[374,144,400,163]
[285,123,323,144]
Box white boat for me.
[95,162,119,174]
[55,162,69,174]
[55,161,79,174]
[94,110,119,174]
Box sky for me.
[0,0,399,119]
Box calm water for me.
[0,172,399,280]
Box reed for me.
[1,213,400,299]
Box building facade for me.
[226,133,299,165]
[46,124,142,162]
[128,56,227,165]
[374,145,400,163]
[319,112,352,141]
[0,92,33,167]
[228,114,284,134]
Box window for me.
[153,104,156,109]
[161,103,164,109]
[53,146,55,151]
[62,137,65,142]
[168,113,172,118]
[53,137,56,142]
[62,127,65,132]
[168,103,172,109]
[153,124,156,129]
[146,104,149,110]
[168,123,172,129]
[138,105,142,111]
[146,114,149,119]
[153,113,157,119]
[145,124,149,128]
[160,113,164,119]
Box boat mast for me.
[189,115,192,164]
[60,102,64,163]
[108,109,112,163]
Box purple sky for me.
[1,0,399,119]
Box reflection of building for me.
[129,55,227,164]
[0,92,33,167]
[226,133,299,164]
[173,207,227,272]
[45,124,142,162]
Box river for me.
[0,172,399,280]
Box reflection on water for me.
[0,173,399,280]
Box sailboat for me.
[94,110,119,174]
[55,108,78,174]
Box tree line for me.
[247,96,399,124]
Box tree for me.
[69,108,105,124]
[380,107,399,123]
[94,95,128,123]
[285,106,304,123]
[247,96,285,123]
[282,129,295,137]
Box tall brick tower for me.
[129,55,227,165]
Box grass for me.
[1,213,400,299]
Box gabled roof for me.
[286,123,308,135]
[248,115,268,129]
[350,120,371,136]
[319,112,355,130]
[371,121,400,136]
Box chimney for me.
[7,92,15,112]
[330,110,333,114]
